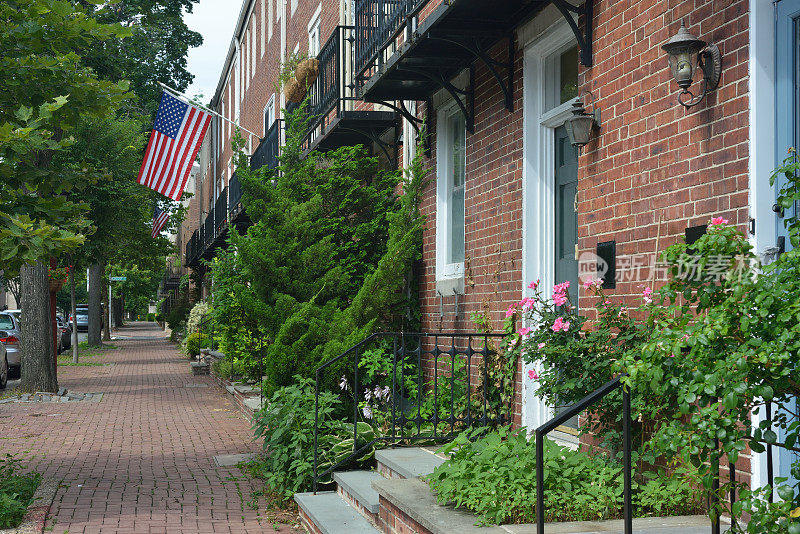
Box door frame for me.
[750,0,800,489]
[521,20,579,433]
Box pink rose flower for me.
[537,342,546,349]
[553,293,568,306]
[505,306,516,319]
[520,297,535,311]
[551,317,571,332]
[710,216,729,226]
[528,369,539,380]
[518,326,532,337]
[527,279,540,290]
[642,287,653,304]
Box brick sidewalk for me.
[1,322,301,534]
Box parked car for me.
[0,336,7,389]
[70,305,89,332]
[56,315,72,353]
[0,312,20,380]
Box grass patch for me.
[0,455,41,529]
[57,342,117,366]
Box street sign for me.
[110,276,127,282]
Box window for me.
[308,6,321,56]
[264,95,275,135]
[544,44,579,111]
[436,106,466,280]
[291,0,297,17]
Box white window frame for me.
[435,101,467,283]
[268,0,273,40]
[307,4,322,56]
[291,0,297,17]
[264,94,276,135]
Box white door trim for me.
[521,21,577,433]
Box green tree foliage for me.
[211,107,428,394]
[82,0,203,116]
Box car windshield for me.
[0,314,14,330]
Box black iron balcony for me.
[229,171,243,216]
[296,25,398,158]
[353,0,594,132]
[203,209,214,252]
[215,187,227,235]
[250,120,281,172]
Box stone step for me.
[334,470,383,515]
[294,491,381,534]
[374,447,445,479]
[372,477,718,534]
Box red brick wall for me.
[579,0,750,308]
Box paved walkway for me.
[1,322,301,534]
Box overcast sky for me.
[184,0,241,104]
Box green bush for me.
[0,455,41,529]
[147,313,155,322]
[427,427,703,526]
[183,332,210,357]
[209,106,428,392]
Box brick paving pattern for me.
[1,322,301,534]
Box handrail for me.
[534,374,632,534]
[313,331,508,493]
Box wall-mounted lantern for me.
[564,93,600,150]
[662,20,721,109]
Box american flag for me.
[151,206,170,239]
[137,92,211,200]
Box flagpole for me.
[157,81,262,141]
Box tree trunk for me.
[87,262,103,346]
[20,261,57,392]
[102,279,111,341]
[112,296,123,328]
[70,264,78,363]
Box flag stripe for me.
[137,131,159,185]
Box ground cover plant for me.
[427,426,703,525]
[0,454,41,529]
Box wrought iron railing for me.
[198,313,218,352]
[215,187,227,233]
[535,375,632,534]
[306,26,356,141]
[203,209,214,251]
[250,120,281,171]
[313,331,508,492]
[228,171,242,215]
[354,0,420,83]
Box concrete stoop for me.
[294,446,719,534]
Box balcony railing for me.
[228,171,242,215]
[203,209,214,251]
[354,0,419,82]
[250,120,281,172]
[215,187,227,234]
[307,26,355,139]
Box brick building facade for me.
[179,0,796,489]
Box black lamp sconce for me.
[662,20,722,109]
[564,91,601,150]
